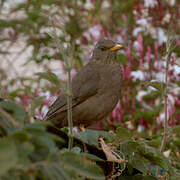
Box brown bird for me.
[45,39,123,128]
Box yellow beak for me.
[110,43,123,51]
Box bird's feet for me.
[79,124,86,132]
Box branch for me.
[160,37,176,152]
[156,36,176,177]
[50,18,74,150]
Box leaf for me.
[61,151,105,180]
[39,162,70,180]
[16,143,34,170]
[116,127,133,141]
[133,105,162,122]
[117,54,128,64]
[172,125,180,134]
[174,138,180,147]
[0,101,27,124]
[119,140,173,175]
[171,172,180,180]
[129,155,149,174]
[145,81,165,92]
[46,31,57,39]
[137,143,173,174]
[36,72,65,87]
[75,129,114,146]
[145,138,161,148]
[118,174,158,180]
[11,130,30,143]
[30,96,44,116]
[143,91,161,100]
[0,137,18,176]
[80,153,104,162]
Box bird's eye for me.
[100,47,106,51]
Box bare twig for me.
[50,18,74,150]
[160,37,176,152]
[66,63,73,150]
[156,36,176,177]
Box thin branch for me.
[67,68,73,150]
[160,38,176,152]
[50,18,74,150]
[156,36,176,177]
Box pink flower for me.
[146,45,151,67]
[154,41,159,60]
[125,45,132,63]
[121,64,131,81]
[137,34,144,68]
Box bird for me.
[45,39,123,128]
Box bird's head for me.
[92,39,123,64]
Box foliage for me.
[0,101,180,179]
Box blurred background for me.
[0,0,180,133]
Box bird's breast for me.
[98,64,122,93]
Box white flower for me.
[144,0,158,8]
[162,13,171,24]
[102,1,110,8]
[131,70,145,81]
[133,27,144,37]
[136,90,148,101]
[137,125,145,132]
[167,0,176,6]
[157,28,168,45]
[136,18,148,26]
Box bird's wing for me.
[45,62,100,119]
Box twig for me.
[66,64,73,150]
[156,36,176,177]
[160,38,176,152]
[50,18,74,150]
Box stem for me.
[51,18,74,150]
[156,37,176,177]
[159,51,171,153]
[67,69,73,150]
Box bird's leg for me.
[79,124,86,132]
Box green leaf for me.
[11,130,30,143]
[39,162,70,180]
[116,127,133,141]
[61,151,105,180]
[143,91,161,100]
[129,155,149,174]
[30,96,44,116]
[118,174,158,180]
[75,129,114,146]
[0,137,18,176]
[119,140,173,175]
[0,101,27,125]
[46,31,57,39]
[137,143,173,174]
[171,172,180,180]
[80,153,104,162]
[144,81,165,92]
[36,72,65,87]
[145,138,161,148]
[117,54,128,64]
[16,143,34,170]
[133,105,162,122]
[172,125,180,134]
